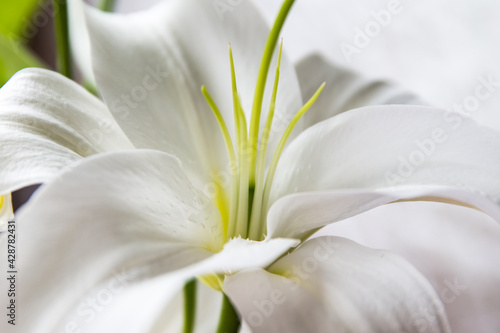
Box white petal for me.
[315,202,500,333]
[296,53,424,129]
[0,68,133,194]
[268,105,500,238]
[68,0,95,85]
[83,0,302,178]
[225,236,450,333]
[7,149,296,332]
[267,186,500,240]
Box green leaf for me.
[0,33,45,86]
[0,0,41,36]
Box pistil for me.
[248,0,297,186]
[247,40,284,240]
[229,45,250,239]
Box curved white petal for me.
[267,186,500,240]
[296,53,424,129]
[83,0,302,178]
[6,149,296,332]
[268,105,500,238]
[0,68,133,194]
[225,236,450,333]
[315,202,500,333]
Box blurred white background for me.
[252,0,500,129]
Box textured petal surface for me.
[0,68,133,194]
[225,237,450,333]
[268,105,500,238]
[2,150,296,332]
[84,0,302,178]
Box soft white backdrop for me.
[251,0,500,127]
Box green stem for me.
[53,0,72,78]
[99,0,116,12]
[248,0,296,185]
[183,279,197,333]
[216,294,240,333]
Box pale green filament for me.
[235,100,249,238]
[229,45,249,238]
[248,0,296,185]
[201,86,238,239]
[258,82,326,237]
[248,40,283,240]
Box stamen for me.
[229,44,248,153]
[248,0,296,185]
[201,86,238,239]
[248,40,283,240]
[229,44,249,238]
[259,82,326,236]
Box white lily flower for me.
[2,0,500,332]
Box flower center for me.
[197,0,324,294]
[201,0,324,243]
[202,46,324,243]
